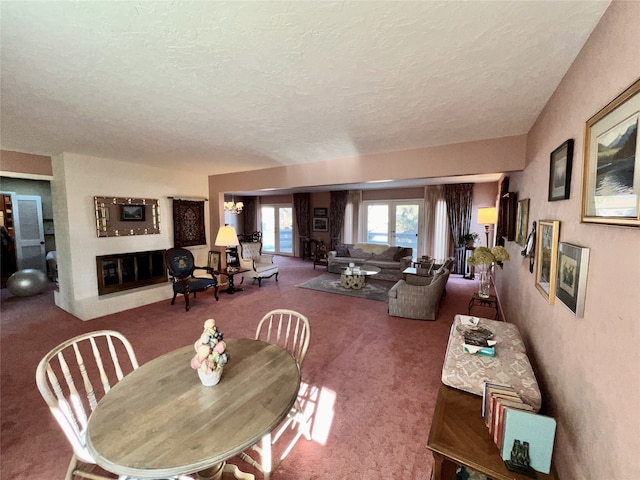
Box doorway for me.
[362,200,423,255]
[261,204,293,255]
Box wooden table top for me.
[86,338,300,478]
[427,385,557,480]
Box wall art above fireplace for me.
[94,196,160,237]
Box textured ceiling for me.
[0,1,610,176]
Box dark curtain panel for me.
[293,193,311,238]
[242,197,258,235]
[444,184,473,274]
[172,199,206,247]
[329,191,348,251]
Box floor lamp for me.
[477,207,497,247]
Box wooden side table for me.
[214,268,249,294]
[427,385,557,480]
[468,292,500,320]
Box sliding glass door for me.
[363,200,422,255]
[261,204,293,255]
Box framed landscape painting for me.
[556,242,590,317]
[535,220,560,304]
[581,78,640,226]
[313,217,328,232]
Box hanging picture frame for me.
[535,220,560,304]
[548,139,574,201]
[515,198,530,247]
[313,217,329,232]
[556,242,590,317]
[581,78,640,226]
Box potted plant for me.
[460,232,479,248]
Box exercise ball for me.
[7,269,48,297]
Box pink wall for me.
[497,2,640,478]
[0,150,52,176]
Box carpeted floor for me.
[1,256,483,480]
[297,273,392,302]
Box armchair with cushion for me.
[388,268,450,320]
[239,241,279,287]
[164,247,219,311]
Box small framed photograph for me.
[207,251,220,272]
[121,205,145,221]
[535,220,560,304]
[515,198,530,247]
[314,208,327,217]
[313,217,328,232]
[548,139,574,201]
[581,78,640,226]
[556,242,590,317]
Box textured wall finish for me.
[0,1,610,173]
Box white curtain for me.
[342,190,362,244]
[424,185,450,262]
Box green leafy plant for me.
[460,232,479,246]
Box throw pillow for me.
[393,247,412,261]
[336,244,350,257]
[348,247,373,259]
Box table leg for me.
[225,274,243,294]
[430,452,457,480]
[196,462,255,480]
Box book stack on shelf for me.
[482,382,557,476]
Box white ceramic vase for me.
[198,367,223,386]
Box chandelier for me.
[224,199,244,214]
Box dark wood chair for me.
[164,247,219,311]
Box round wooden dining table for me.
[86,338,300,479]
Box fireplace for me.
[97,250,167,295]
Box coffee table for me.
[340,264,380,290]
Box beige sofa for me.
[327,243,413,281]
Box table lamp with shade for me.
[477,207,497,247]
[215,225,240,269]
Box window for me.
[362,200,423,255]
[261,204,293,255]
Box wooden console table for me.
[427,385,557,480]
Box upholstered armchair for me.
[164,247,219,311]
[387,268,449,320]
[238,241,279,287]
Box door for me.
[261,205,293,255]
[14,195,46,272]
[363,200,422,254]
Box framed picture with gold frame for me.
[581,78,640,226]
[535,220,560,304]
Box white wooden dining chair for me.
[239,309,312,480]
[36,330,140,480]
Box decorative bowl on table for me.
[190,318,229,386]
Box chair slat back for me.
[255,309,310,367]
[36,330,139,463]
